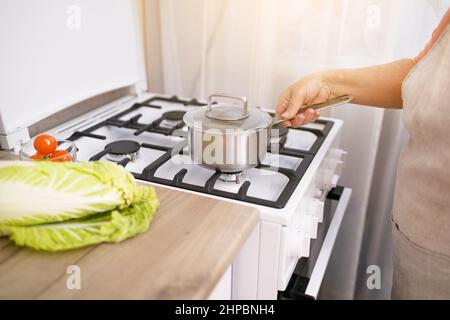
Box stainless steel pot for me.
[183,93,352,174]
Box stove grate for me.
[132,139,315,209]
[67,95,334,208]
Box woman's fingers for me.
[303,108,316,123]
[276,86,322,128]
[282,90,305,119]
[283,120,292,127]
[312,110,321,121]
[289,109,321,128]
[291,114,306,127]
[276,89,291,115]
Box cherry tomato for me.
[33,134,57,155]
[30,153,45,161]
[50,149,72,162]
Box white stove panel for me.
[154,154,212,184]
[114,148,166,174]
[118,107,163,123]
[72,137,109,162]
[260,153,303,170]
[285,130,318,151]
[302,122,326,131]
[153,153,293,202]
[90,126,134,142]
[181,163,217,186]
[214,169,289,201]
[90,125,185,146]
[131,131,184,147]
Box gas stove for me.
[42,92,351,299]
[38,92,350,300]
[63,94,337,211]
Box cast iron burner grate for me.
[67,95,334,208]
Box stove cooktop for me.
[67,95,334,209]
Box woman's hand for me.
[276,72,332,127]
[276,59,414,126]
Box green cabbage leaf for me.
[1,186,158,251]
[0,161,159,251]
[0,161,138,225]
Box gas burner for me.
[219,172,248,184]
[106,140,141,161]
[89,140,141,163]
[270,124,289,146]
[159,111,186,129]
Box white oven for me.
[230,122,352,300]
[278,186,352,299]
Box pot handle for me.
[269,95,353,138]
[207,93,248,120]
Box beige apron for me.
[392,25,450,299]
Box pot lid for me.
[183,94,273,132]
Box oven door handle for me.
[304,187,352,299]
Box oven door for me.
[278,186,352,300]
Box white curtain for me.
[145,0,449,299]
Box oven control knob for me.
[299,214,318,238]
[292,234,302,259]
[313,188,322,199]
[309,199,324,223]
[294,204,307,219]
[291,231,301,258]
[315,173,324,191]
[323,158,334,170]
[300,233,311,258]
[325,158,340,172]
[335,160,344,175]
[328,149,336,159]
[292,231,311,258]
[330,148,347,160]
[331,174,339,188]
[310,216,319,239]
[293,207,304,227]
[323,169,334,191]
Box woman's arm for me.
[276,58,414,127]
[323,58,414,109]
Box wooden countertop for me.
[0,150,18,161]
[0,153,259,299]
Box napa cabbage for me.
[0,161,159,251]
